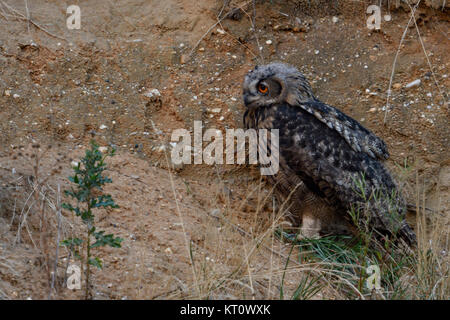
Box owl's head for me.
[242,62,314,110]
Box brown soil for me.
[0,0,448,299]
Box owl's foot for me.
[296,229,321,241]
[298,215,321,239]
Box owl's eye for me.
[258,83,268,94]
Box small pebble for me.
[143,88,161,98]
[180,54,189,64]
[405,79,421,88]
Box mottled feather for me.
[242,62,416,245]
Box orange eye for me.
[258,83,268,94]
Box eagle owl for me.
[242,62,416,245]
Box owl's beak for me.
[243,94,257,108]
[243,95,250,106]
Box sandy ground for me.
[0,0,448,299]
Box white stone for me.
[143,88,161,98]
[405,79,421,88]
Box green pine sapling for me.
[61,140,123,299]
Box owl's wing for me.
[275,107,415,244]
[294,100,389,160]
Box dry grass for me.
[0,143,80,299]
[177,169,448,300]
[0,139,447,300]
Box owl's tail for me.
[397,221,417,247]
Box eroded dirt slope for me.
[0,0,448,299]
